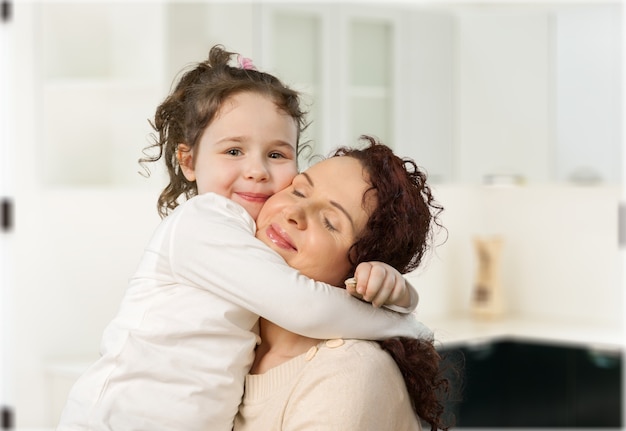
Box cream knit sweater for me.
[235,339,422,431]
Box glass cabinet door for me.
[264,4,399,161]
[348,19,393,146]
[39,2,165,188]
[270,10,323,164]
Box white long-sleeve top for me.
[57,193,431,431]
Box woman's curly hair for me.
[139,45,308,218]
[332,136,452,430]
[331,136,444,275]
[378,337,455,430]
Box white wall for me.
[11,190,161,425]
[411,184,622,328]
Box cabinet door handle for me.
[619,202,625,248]
[1,0,11,23]
[1,199,12,232]
[587,348,621,369]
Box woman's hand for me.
[345,262,413,308]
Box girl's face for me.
[255,156,376,286]
[179,92,298,220]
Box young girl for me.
[57,46,429,431]
[148,44,414,307]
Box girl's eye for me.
[291,189,305,198]
[268,152,285,159]
[226,148,243,156]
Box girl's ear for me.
[177,143,195,181]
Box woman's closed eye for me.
[323,218,337,232]
[291,185,343,232]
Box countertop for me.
[46,314,624,379]
[423,314,624,352]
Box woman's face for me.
[255,156,376,286]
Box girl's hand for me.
[345,262,412,308]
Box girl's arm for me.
[168,194,431,340]
[346,263,419,312]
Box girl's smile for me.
[235,192,272,204]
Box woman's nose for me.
[282,204,307,229]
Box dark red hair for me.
[331,136,452,430]
[330,136,444,276]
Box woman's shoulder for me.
[292,339,418,427]
[312,339,397,372]
[319,338,382,354]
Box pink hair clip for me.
[237,54,257,71]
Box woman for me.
[235,137,450,431]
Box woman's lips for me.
[265,223,296,251]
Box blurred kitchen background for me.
[1,0,624,428]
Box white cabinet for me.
[39,3,167,187]
[555,5,622,185]
[262,3,622,185]
[401,11,456,183]
[452,4,621,185]
[261,5,325,159]
[260,4,403,162]
[347,18,395,148]
[33,2,261,188]
[27,2,624,186]
[453,8,553,184]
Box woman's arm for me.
[168,194,431,340]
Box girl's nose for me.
[245,159,269,182]
[282,204,307,230]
